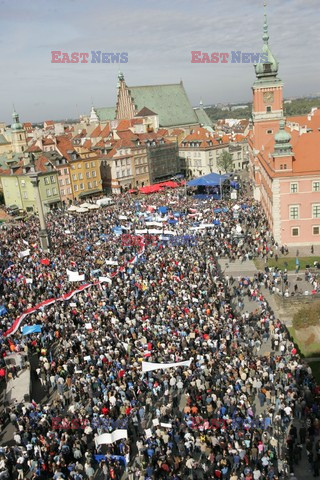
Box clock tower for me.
[251,3,284,152]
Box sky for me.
[0,0,319,123]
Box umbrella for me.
[86,204,99,210]
[67,206,78,212]
[75,207,89,213]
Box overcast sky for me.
[1,0,319,123]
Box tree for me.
[217,151,234,173]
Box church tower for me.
[115,72,136,120]
[251,3,284,152]
[11,109,27,153]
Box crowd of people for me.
[0,187,319,480]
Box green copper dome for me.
[11,110,23,131]
[273,120,292,156]
[254,5,279,80]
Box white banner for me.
[105,260,118,265]
[99,277,112,284]
[95,430,128,447]
[67,270,85,282]
[18,249,30,258]
[142,359,192,373]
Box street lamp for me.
[28,167,50,252]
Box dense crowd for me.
[0,188,319,480]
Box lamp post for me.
[29,170,50,252]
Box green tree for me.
[217,151,234,173]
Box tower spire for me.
[263,0,269,45]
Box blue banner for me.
[22,325,42,335]
[0,306,7,316]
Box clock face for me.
[263,92,274,104]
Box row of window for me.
[136,166,148,175]
[73,180,97,192]
[44,176,56,185]
[292,226,320,237]
[46,180,97,197]
[71,171,97,181]
[115,158,131,168]
[71,162,95,170]
[116,169,132,179]
[290,181,320,193]
[289,204,320,219]
[46,188,58,197]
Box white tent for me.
[67,206,78,212]
[75,207,88,213]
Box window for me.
[283,164,287,169]
[50,175,55,184]
[64,168,68,175]
[80,183,84,190]
[23,191,28,199]
[59,179,64,186]
[44,177,50,185]
[116,172,120,179]
[312,204,320,218]
[92,171,96,178]
[86,172,90,178]
[290,183,298,193]
[91,161,95,167]
[71,165,75,170]
[65,178,70,185]
[21,180,26,187]
[46,188,52,197]
[122,170,125,177]
[78,163,81,169]
[67,187,71,194]
[126,158,130,166]
[289,205,299,220]
[313,181,320,192]
[74,185,78,192]
[52,187,57,195]
[280,165,283,170]
[88,182,92,189]
[85,163,89,169]
[78,173,83,180]
[93,180,97,187]
[266,106,271,113]
[313,226,320,235]
[267,129,273,134]
[61,189,65,196]
[126,169,130,176]
[72,174,77,181]
[291,227,299,237]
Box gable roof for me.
[0,134,9,145]
[136,106,157,116]
[194,107,214,128]
[128,82,199,128]
[96,107,116,122]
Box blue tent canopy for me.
[187,172,229,187]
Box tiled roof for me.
[136,106,157,116]
[55,136,75,161]
[128,82,199,127]
[26,143,42,153]
[194,107,214,127]
[96,107,116,122]
[0,134,9,145]
[83,139,92,149]
[43,138,55,145]
[117,130,138,140]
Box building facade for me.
[248,8,320,246]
